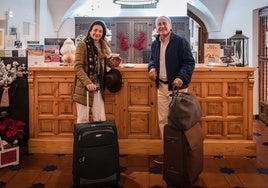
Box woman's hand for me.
[108,54,122,68]
[86,83,98,91]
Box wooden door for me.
[259,7,268,123]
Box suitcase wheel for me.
[109,183,120,188]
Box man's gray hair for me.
[155,16,172,27]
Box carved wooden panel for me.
[227,83,243,96]
[227,102,243,116]
[38,82,54,96]
[126,81,153,138]
[206,121,223,136]
[129,112,150,135]
[38,101,54,115]
[129,83,150,105]
[207,83,222,97]
[188,82,201,96]
[58,82,73,96]
[227,121,243,136]
[206,102,223,116]
[58,101,75,115]
[58,119,74,135]
[39,120,54,135]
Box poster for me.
[204,43,220,64]
[0,29,4,49]
[27,44,44,66]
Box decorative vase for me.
[0,87,10,107]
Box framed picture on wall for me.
[5,35,16,49]
[0,28,4,49]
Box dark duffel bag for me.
[168,87,202,130]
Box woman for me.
[72,20,121,123]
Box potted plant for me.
[0,118,25,148]
[0,118,25,168]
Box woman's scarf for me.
[84,37,110,90]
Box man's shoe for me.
[153,159,164,165]
[153,156,164,165]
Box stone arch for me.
[49,0,220,34]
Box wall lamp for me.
[113,0,159,5]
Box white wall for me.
[0,0,36,46]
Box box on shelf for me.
[0,138,19,168]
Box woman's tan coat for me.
[72,41,106,107]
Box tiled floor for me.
[0,119,268,188]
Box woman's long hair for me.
[85,20,110,57]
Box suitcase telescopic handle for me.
[86,87,100,121]
[87,91,89,121]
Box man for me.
[148,16,196,164]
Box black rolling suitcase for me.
[72,120,120,187]
[163,123,204,187]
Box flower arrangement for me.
[152,28,158,41]
[106,28,112,43]
[0,59,27,88]
[133,31,146,51]
[0,118,25,148]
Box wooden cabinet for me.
[28,67,76,153]
[28,64,256,156]
[189,65,256,156]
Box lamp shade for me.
[113,0,158,5]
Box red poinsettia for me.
[0,118,25,146]
[117,31,129,51]
[133,31,146,51]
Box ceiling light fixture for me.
[113,0,159,6]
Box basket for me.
[0,137,19,168]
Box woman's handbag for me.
[168,87,202,130]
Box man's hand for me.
[148,68,157,81]
[173,78,183,88]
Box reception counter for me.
[28,64,256,156]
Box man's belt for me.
[160,80,168,84]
